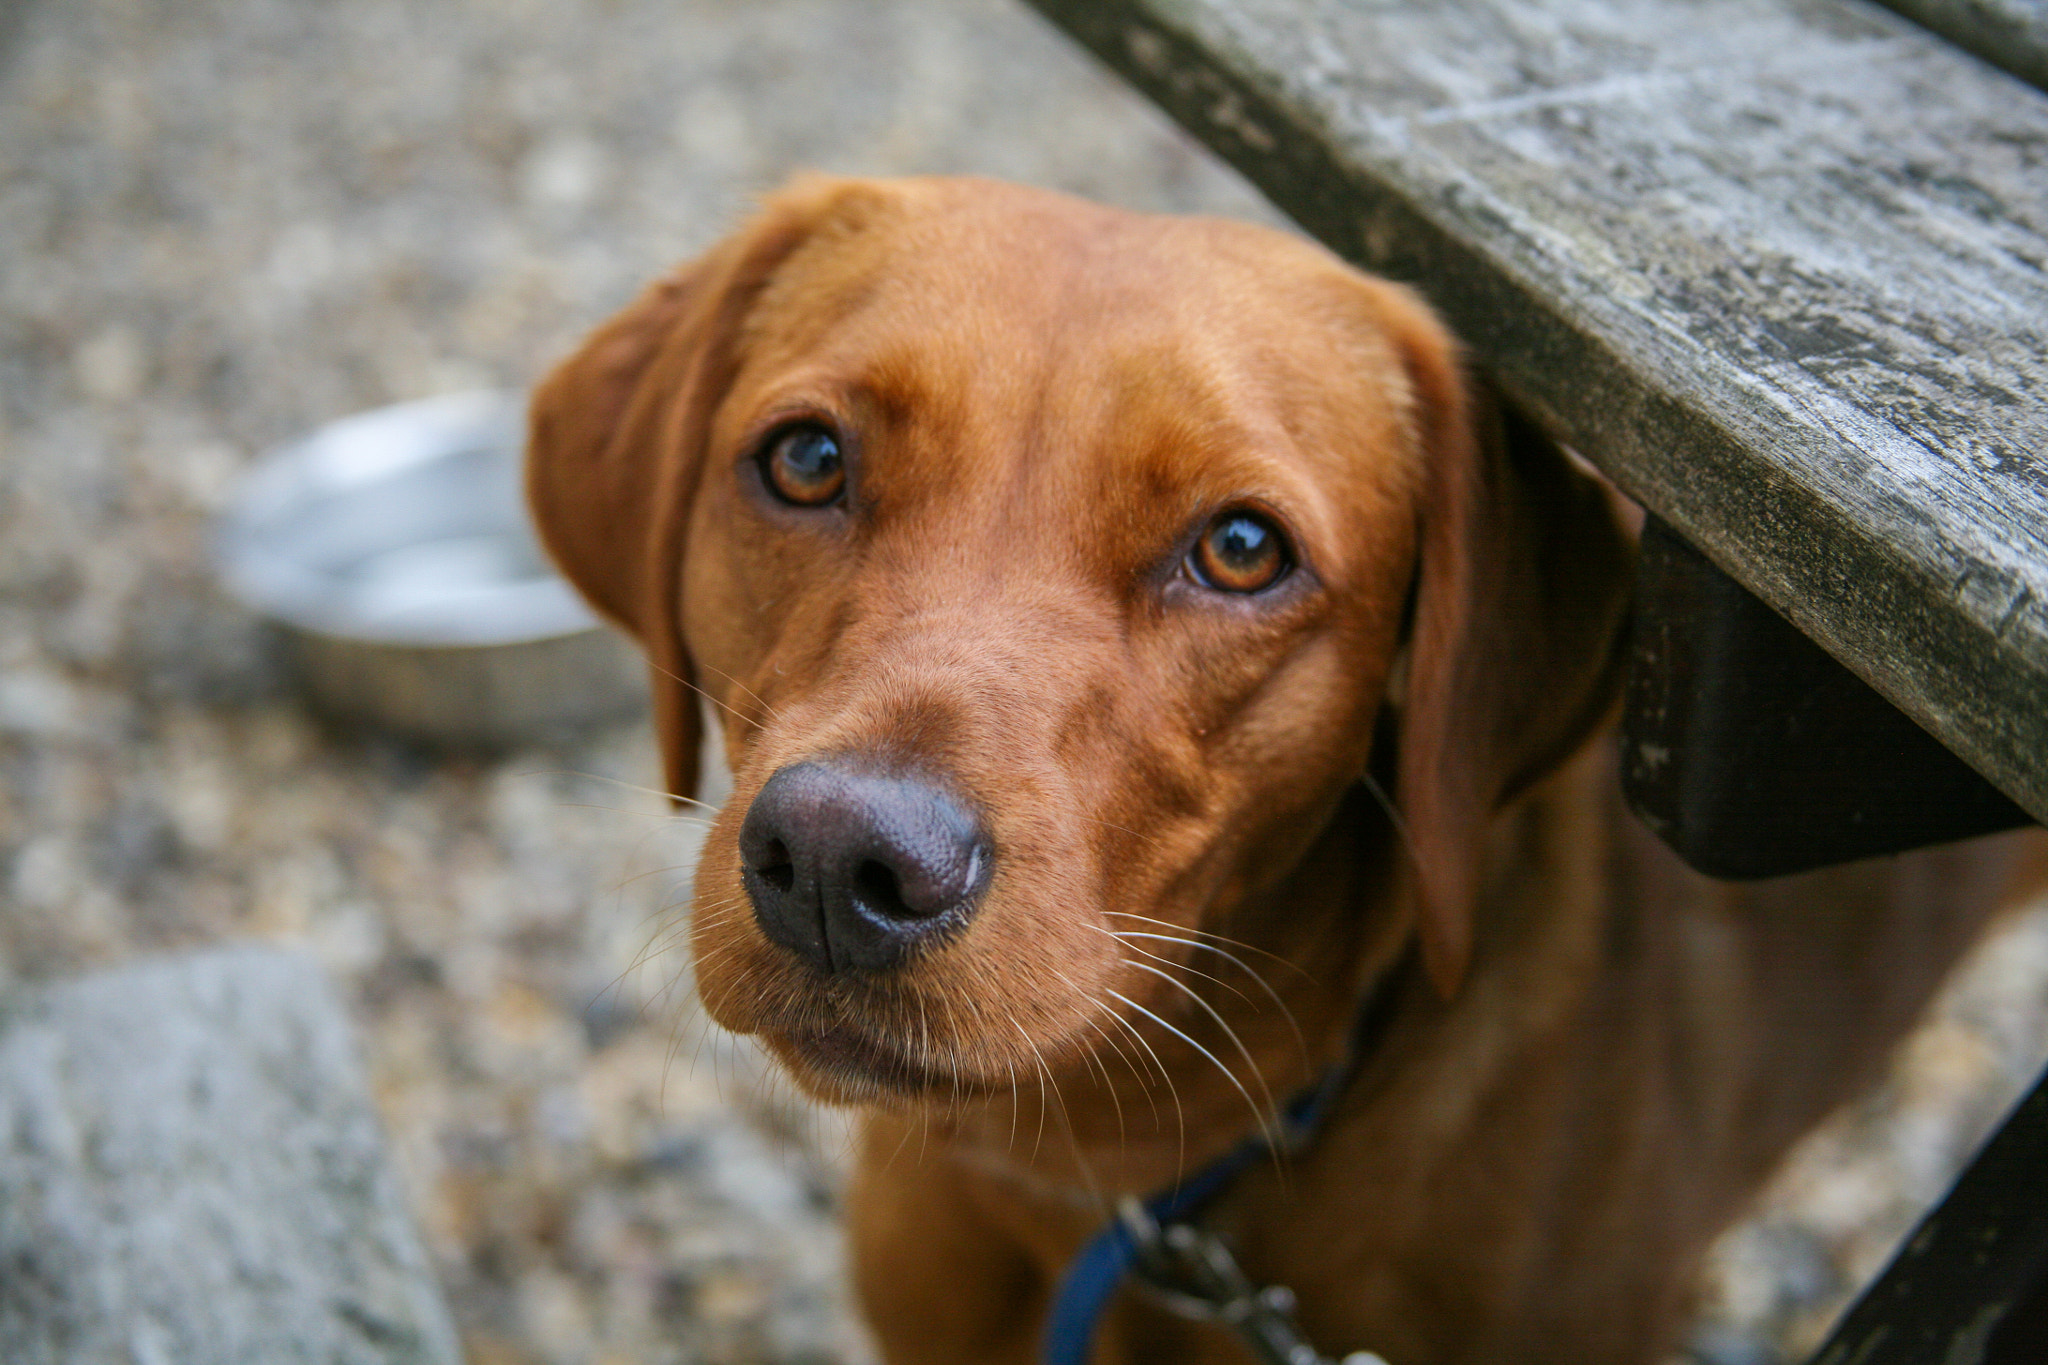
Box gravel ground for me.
[2,2,2044,1362]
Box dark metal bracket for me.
[1621,517,2032,879]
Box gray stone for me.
[0,944,461,1365]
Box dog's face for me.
[528,177,1630,1107]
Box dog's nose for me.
[738,760,991,974]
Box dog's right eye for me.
[1190,510,1292,594]
[759,424,846,507]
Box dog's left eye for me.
[1190,511,1292,594]
[759,423,847,507]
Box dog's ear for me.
[1378,296,1635,997]
[526,178,864,802]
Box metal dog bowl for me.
[216,390,648,746]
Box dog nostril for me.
[854,858,910,920]
[758,839,796,894]
[740,760,991,975]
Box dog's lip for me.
[776,1022,951,1094]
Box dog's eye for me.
[760,424,846,507]
[1190,511,1291,594]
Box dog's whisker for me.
[685,944,751,983]
[619,919,690,977]
[1357,770,1424,877]
[645,972,690,1022]
[928,989,960,1092]
[644,929,707,1003]
[616,885,706,938]
[1107,986,1276,1157]
[644,655,767,742]
[1003,1052,1023,1157]
[687,1011,717,1083]
[1078,1005,1156,1139]
[1003,1010,1053,1164]
[596,919,692,1017]
[1092,924,1257,1007]
[601,861,716,897]
[615,924,693,988]
[688,908,753,941]
[534,766,731,819]
[650,914,718,954]
[1107,929,1309,1068]
[1016,1017,1108,1218]
[1048,965,1158,1140]
[550,799,716,829]
[954,977,1012,1097]
[682,909,750,949]
[880,1105,920,1178]
[684,891,749,921]
[1101,911,1314,981]
[690,657,788,724]
[636,910,697,949]
[1119,958,1283,1143]
[1028,1026,1069,1172]
[661,996,703,1113]
[915,992,935,1074]
[685,905,750,940]
[940,994,973,1127]
[678,926,737,961]
[1101,998,1185,1170]
[1066,811,1169,851]
[1122,961,1277,1178]
[970,988,1029,1153]
[1069,1010,1130,1155]
[588,873,697,947]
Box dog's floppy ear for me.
[526,178,859,802]
[1380,298,1635,997]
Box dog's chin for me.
[763,1023,972,1107]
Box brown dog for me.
[527,175,2039,1365]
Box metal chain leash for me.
[1117,1199,1391,1365]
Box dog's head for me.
[529,176,1630,1105]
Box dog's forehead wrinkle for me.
[864,411,1310,609]
[1035,336,1395,591]
[776,208,1335,410]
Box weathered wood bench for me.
[1021,0,2048,1359]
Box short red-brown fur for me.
[528,175,2044,1365]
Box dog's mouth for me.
[767,1021,961,1100]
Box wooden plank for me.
[1024,0,2048,826]
[1875,0,2048,94]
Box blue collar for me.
[1038,944,1417,1365]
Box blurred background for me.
[2,1,2045,1362]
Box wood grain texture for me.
[1026,0,2048,824]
